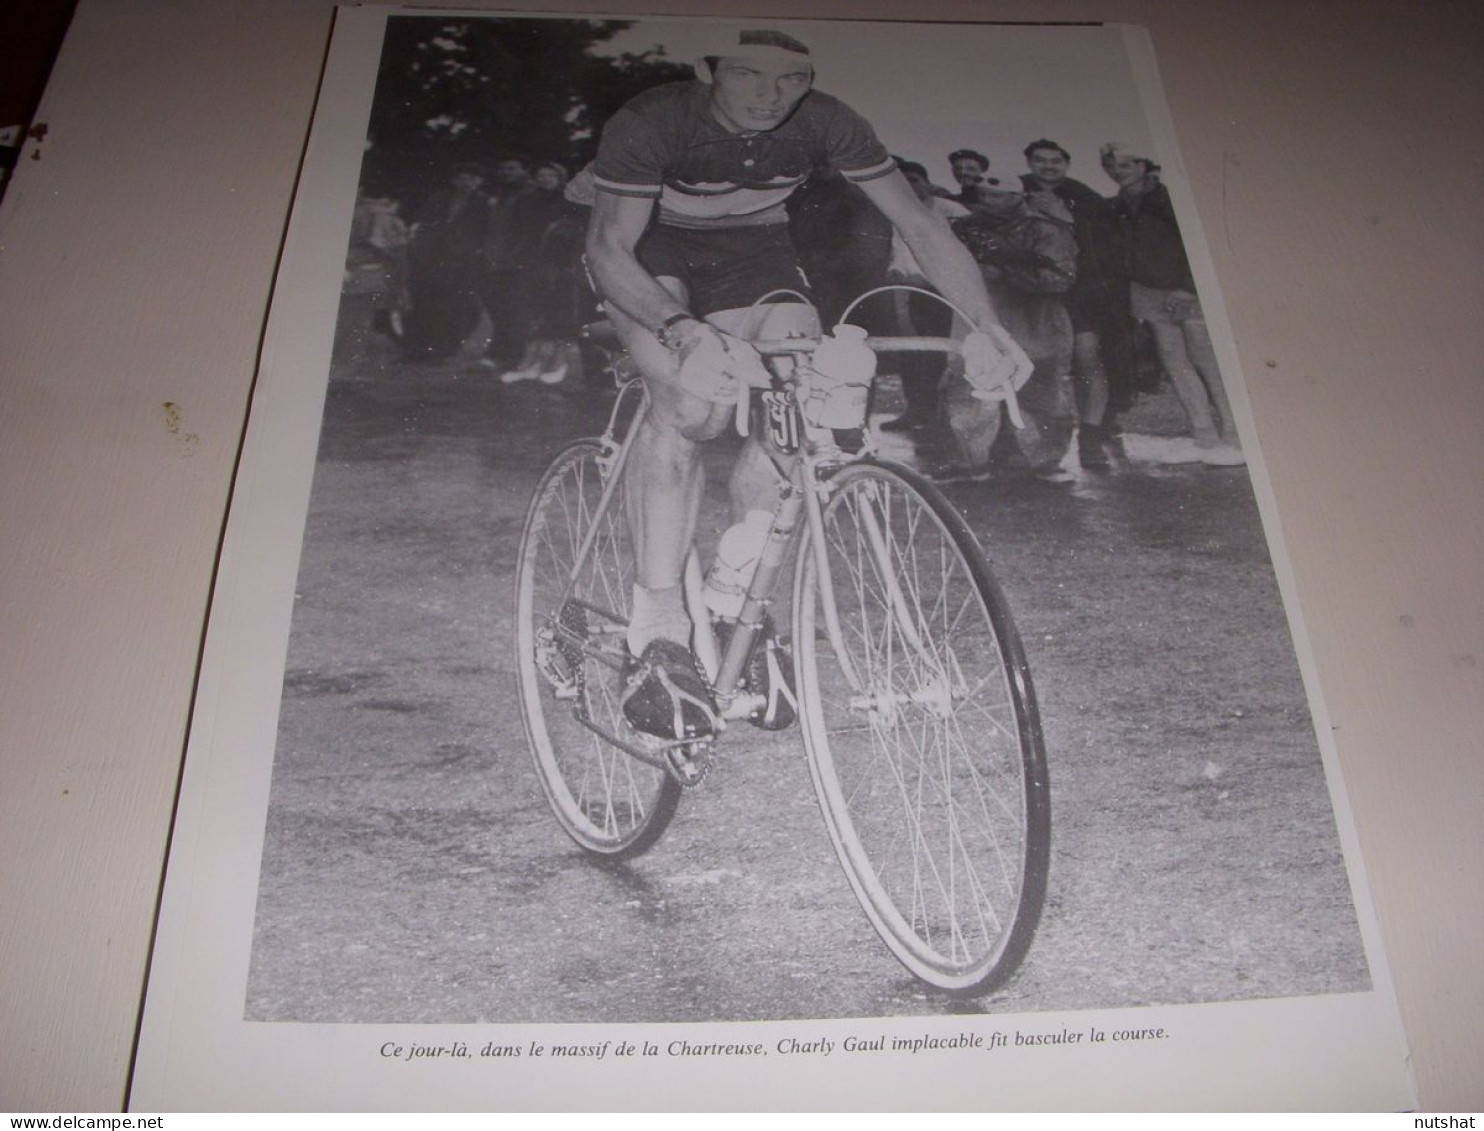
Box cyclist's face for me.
[710,55,813,132]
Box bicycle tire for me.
[792,461,1050,995]
[514,439,681,858]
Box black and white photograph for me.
[129,7,1413,1111]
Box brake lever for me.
[735,375,751,437]
[1003,384,1026,429]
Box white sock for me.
[627,584,690,656]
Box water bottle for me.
[800,324,876,454]
[702,509,774,619]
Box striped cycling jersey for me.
[582,81,896,230]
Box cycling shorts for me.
[636,221,813,319]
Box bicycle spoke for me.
[797,464,1048,992]
[517,441,680,858]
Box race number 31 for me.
[762,390,799,453]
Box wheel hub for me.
[849,679,956,722]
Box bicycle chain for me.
[558,598,713,789]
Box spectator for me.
[947,148,1002,206]
[1021,138,1136,469]
[479,155,536,370]
[403,163,491,360]
[878,159,969,434]
[1103,142,1243,466]
[934,181,1078,481]
[334,188,409,373]
[497,161,588,385]
[786,165,893,330]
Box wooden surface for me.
[0,0,1478,1111]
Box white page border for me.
[130,7,1415,1111]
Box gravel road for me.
[245,348,1369,1023]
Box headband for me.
[694,30,813,82]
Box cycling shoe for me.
[620,639,716,741]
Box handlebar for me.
[747,336,964,358]
[576,319,1023,431]
[580,320,963,360]
[747,333,1023,431]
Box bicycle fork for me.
[798,461,965,721]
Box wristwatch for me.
[657,312,697,350]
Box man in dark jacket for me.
[480,156,536,371]
[404,163,491,360]
[936,181,1078,480]
[947,147,1000,205]
[1021,138,1137,468]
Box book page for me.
[130,7,1414,1111]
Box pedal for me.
[664,740,712,788]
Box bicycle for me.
[512,291,1051,996]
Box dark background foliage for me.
[362,16,690,207]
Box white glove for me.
[962,325,1033,403]
[674,324,774,405]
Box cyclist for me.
[577,27,1032,741]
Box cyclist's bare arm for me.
[584,190,777,420]
[586,191,691,335]
[858,169,1000,329]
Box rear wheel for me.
[793,462,1050,994]
[514,439,680,858]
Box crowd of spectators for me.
[337,134,1242,471]
[841,137,1244,477]
[342,155,589,385]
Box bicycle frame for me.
[520,315,1049,990]
[552,333,968,732]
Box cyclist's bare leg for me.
[708,301,821,523]
[606,295,817,656]
[605,280,731,652]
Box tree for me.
[363,16,689,202]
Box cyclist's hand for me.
[963,326,1033,403]
[661,316,712,357]
[675,323,772,404]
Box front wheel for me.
[514,439,681,858]
[793,462,1050,995]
